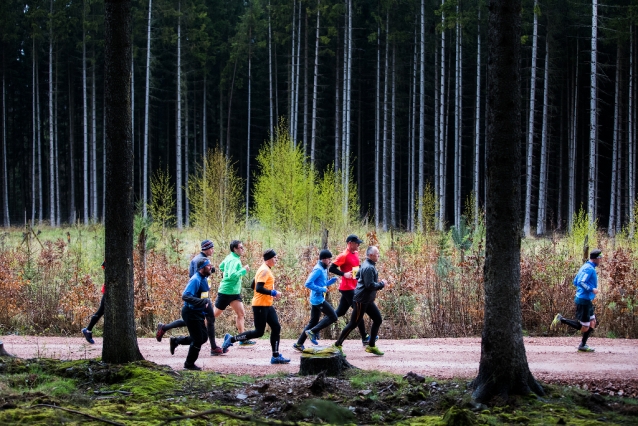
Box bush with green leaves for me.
[188,148,244,240]
[148,168,175,237]
[253,123,360,235]
[567,206,598,261]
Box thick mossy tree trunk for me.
[472,0,543,403]
[102,0,143,364]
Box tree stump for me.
[0,341,14,357]
[299,346,354,377]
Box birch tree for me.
[523,0,539,237]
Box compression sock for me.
[581,328,593,346]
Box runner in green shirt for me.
[213,240,255,346]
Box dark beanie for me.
[263,249,277,261]
[319,249,333,260]
[201,240,214,250]
[590,249,603,259]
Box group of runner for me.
[159,234,387,370]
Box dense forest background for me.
[0,0,635,235]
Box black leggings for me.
[234,306,281,355]
[163,303,217,349]
[177,306,209,366]
[87,295,105,331]
[334,289,367,341]
[336,301,382,347]
[297,301,338,345]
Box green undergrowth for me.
[1,357,637,425]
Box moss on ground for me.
[1,357,637,425]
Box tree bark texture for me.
[103,0,143,364]
[472,0,543,403]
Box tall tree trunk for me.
[391,42,396,228]
[438,0,446,231]
[37,56,43,224]
[225,59,237,158]
[68,71,76,224]
[334,33,340,171]
[382,12,389,230]
[454,4,462,228]
[568,39,579,232]
[268,0,274,138]
[1,63,7,226]
[473,0,544,402]
[176,2,183,229]
[374,22,379,228]
[246,25,252,222]
[310,0,320,165]
[103,0,143,364]
[290,0,296,141]
[588,0,598,221]
[343,0,352,218]
[524,0,539,236]
[32,43,36,225]
[419,0,426,231]
[91,60,97,221]
[629,26,635,236]
[143,0,152,218]
[410,22,418,231]
[49,0,55,226]
[474,7,482,228]
[54,52,60,226]
[202,76,206,167]
[303,8,308,153]
[537,38,550,235]
[609,42,621,237]
[83,14,89,225]
[294,4,301,144]
[184,82,189,228]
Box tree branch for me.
[31,404,125,426]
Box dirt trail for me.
[3,335,637,392]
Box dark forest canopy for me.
[0,0,636,235]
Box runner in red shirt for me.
[329,234,374,346]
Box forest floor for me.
[3,335,637,397]
[2,335,638,424]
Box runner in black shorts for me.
[215,293,243,311]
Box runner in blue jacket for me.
[293,249,339,351]
[550,249,602,352]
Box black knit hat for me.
[590,249,603,259]
[263,249,277,261]
[201,240,214,250]
[319,249,333,260]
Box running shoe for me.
[183,363,202,371]
[333,344,346,358]
[292,343,305,352]
[222,333,234,351]
[578,344,595,352]
[305,330,319,345]
[365,345,384,356]
[270,354,291,364]
[169,337,178,355]
[362,334,379,346]
[550,314,563,331]
[156,323,166,342]
[81,328,94,344]
[210,347,224,356]
[239,340,257,346]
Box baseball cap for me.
[346,234,363,244]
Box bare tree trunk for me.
[382,12,389,230]
[143,0,152,218]
[310,0,320,165]
[226,59,237,158]
[390,42,396,228]
[629,26,635,236]
[588,0,598,221]
[49,0,55,226]
[82,18,88,225]
[438,0,446,230]
[37,56,42,224]
[103,0,143,363]
[185,82,189,228]
[54,52,60,226]
[303,8,308,153]
[610,42,621,236]
[246,24,252,222]
[176,2,183,229]
[32,43,37,225]
[294,4,301,144]
[2,64,8,226]
[374,22,379,228]
[289,0,297,142]
[454,4,462,228]
[474,7,482,228]
[418,0,426,231]
[91,61,97,221]
[335,34,341,171]
[524,0,539,237]
[568,39,579,232]
[537,38,550,235]
[472,0,544,402]
[410,22,417,231]
[268,0,274,138]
